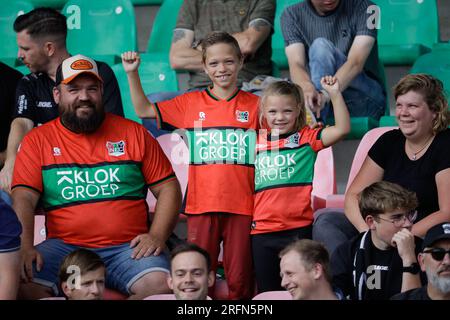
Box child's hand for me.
[121,51,140,73]
[320,76,340,96]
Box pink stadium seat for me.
[252,290,292,300]
[103,288,127,300]
[312,146,336,210]
[147,133,189,217]
[34,215,46,245]
[144,293,177,300]
[144,293,212,300]
[325,127,397,207]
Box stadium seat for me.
[373,0,439,65]
[410,50,450,99]
[325,126,396,208]
[0,0,34,63]
[131,0,163,5]
[28,0,66,8]
[146,0,183,59]
[311,146,336,210]
[144,293,176,300]
[326,116,380,140]
[272,0,303,69]
[143,294,176,300]
[146,132,188,214]
[144,293,212,300]
[103,289,127,300]
[379,115,397,127]
[252,290,292,300]
[111,53,179,123]
[34,215,46,245]
[62,0,137,66]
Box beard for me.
[60,102,105,134]
[426,265,450,294]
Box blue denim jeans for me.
[32,238,170,296]
[0,190,12,206]
[308,38,386,121]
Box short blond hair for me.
[279,239,332,283]
[259,81,306,131]
[394,74,449,133]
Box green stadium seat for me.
[379,115,397,127]
[410,49,450,99]
[272,0,302,70]
[131,0,163,5]
[28,0,67,8]
[112,53,178,123]
[327,117,380,140]
[0,0,34,60]
[432,41,450,52]
[146,0,183,58]
[62,0,137,66]
[373,0,439,65]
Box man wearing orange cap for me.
[11,55,182,300]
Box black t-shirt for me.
[13,60,124,126]
[391,286,431,300]
[368,245,399,300]
[368,129,450,221]
[0,63,23,152]
[331,232,424,300]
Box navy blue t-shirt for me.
[0,198,22,253]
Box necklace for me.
[407,135,434,161]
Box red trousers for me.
[187,213,254,299]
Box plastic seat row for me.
[1,0,442,68]
[26,0,163,9]
[1,0,446,139]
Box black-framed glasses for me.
[423,248,450,261]
[376,210,418,227]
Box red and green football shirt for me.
[12,113,176,248]
[153,88,259,216]
[252,127,324,234]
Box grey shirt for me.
[281,0,382,84]
[176,0,275,88]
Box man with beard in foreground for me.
[11,55,182,300]
[0,8,123,196]
[392,223,450,300]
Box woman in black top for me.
[345,74,450,238]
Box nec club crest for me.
[284,133,300,148]
[106,141,125,156]
[235,110,249,123]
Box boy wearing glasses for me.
[331,181,424,300]
[392,222,450,300]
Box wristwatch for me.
[402,263,420,274]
